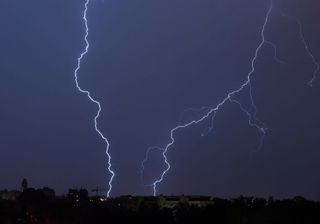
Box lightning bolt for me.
[74,0,114,197]
[281,13,319,86]
[141,0,274,196]
[297,20,320,87]
[265,40,286,64]
[140,146,164,186]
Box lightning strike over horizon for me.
[141,0,274,196]
[74,0,114,197]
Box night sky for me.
[0,0,320,199]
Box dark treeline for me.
[1,188,320,224]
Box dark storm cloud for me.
[0,0,319,199]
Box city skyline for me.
[0,0,319,199]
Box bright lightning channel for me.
[74,0,115,197]
[141,0,274,196]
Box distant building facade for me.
[67,188,89,206]
[40,187,55,200]
[111,195,212,211]
[158,195,212,208]
[0,190,21,201]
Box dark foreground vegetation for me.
[1,188,320,224]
